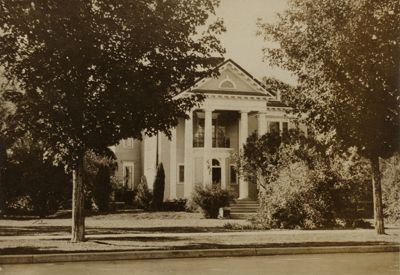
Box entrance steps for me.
[229,199,259,219]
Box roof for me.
[175,58,276,98]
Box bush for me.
[161,199,187,211]
[152,163,165,210]
[192,185,235,218]
[83,150,117,211]
[254,133,370,229]
[381,155,400,224]
[4,138,71,217]
[92,165,112,212]
[135,175,153,210]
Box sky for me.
[215,0,295,84]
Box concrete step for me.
[229,199,259,219]
[231,205,258,208]
[230,212,257,219]
[233,200,259,205]
[231,207,258,213]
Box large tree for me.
[0,0,224,241]
[259,0,399,234]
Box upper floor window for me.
[269,122,280,134]
[122,138,134,148]
[193,111,204,147]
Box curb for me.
[0,245,398,265]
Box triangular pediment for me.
[189,59,275,97]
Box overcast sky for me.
[215,0,295,84]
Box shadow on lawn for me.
[0,225,225,236]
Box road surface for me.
[0,252,399,275]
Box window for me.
[269,121,280,134]
[122,161,134,189]
[220,79,235,89]
[122,138,134,148]
[230,165,237,184]
[211,159,221,185]
[178,164,184,183]
[193,112,205,147]
[282,122,289,134]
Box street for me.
[0,252,398,275]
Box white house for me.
[112,59,296,201]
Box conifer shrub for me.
[152,163,165,210]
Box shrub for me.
[135,176,153,210]
[381,155,400,224]
[161,199,187,211]
[92,165,112,212]
[192,185,235,218]
[254,134,370,229]
[4,137,71,217]
[83,150,117,211]
[152,163,165,210]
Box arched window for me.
[211,159,221,185]
[219,76,236,89]
[212,159,220,167]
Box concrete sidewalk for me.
[1,245,399,265]
[0,228,398,264]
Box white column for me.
[184,111,193,198]
[239,111,249,199]
[203,108,213,186]
[143,135,157,190]
[221,158,226,189]
[169,127,177,199]
[257,112,267,136]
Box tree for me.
[152,163,165,210]
[0,0,225,241]
[258,0,399,234]
[233,131,282,190]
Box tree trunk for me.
[0,140,7,218]
[71,161,85,242]
[370,156,385,235]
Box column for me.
[257,112,267,136]
[143,135,157,189]
[239,111,249,199]
[169,127,177,199]
[203,108,213,186]
[184,111,193,198]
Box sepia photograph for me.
[0,0,398,274]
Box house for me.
[112,59,298,201]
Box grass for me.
[0,211,399,255]
[0,211,251,236]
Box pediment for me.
[190,60,274,98]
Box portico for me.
[138,59,293,201]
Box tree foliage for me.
[0,0,225,241]
[0,0,225,168]
[253,132,371,229]
[258,0,399,234]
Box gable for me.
[190,60,274,97]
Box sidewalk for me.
[0,228,399,264]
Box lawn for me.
[0,211,399,255]
[0,211,251,236]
